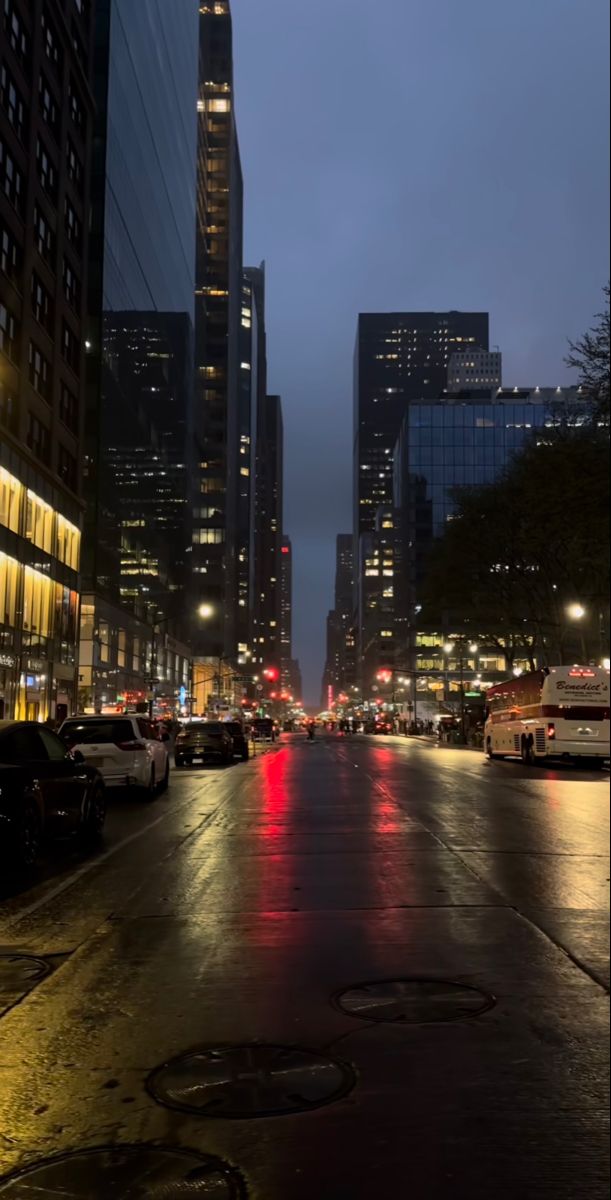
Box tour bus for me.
[484,665,610,767]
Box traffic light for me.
[263,667,279,682]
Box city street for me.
[0,735,608,1197]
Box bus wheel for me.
[522,738,537,766]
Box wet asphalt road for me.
[0,734,608,1198]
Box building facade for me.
[392,389,586,707]
[193,0,244,661]
[280,535,293,690]
[80,0,198,714]
[253,394,283,672]
[353,310,490,685]
[446,348,502,392]
[1,0,95,720]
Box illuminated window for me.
[0,551,19,624]
[192,529,225,545]
[0,468,23,534]
[22,566,54,636]
[98,620,110,663]
[25,489,53,553]
[209,98,230,113]
[56,514,80,571]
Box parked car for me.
[0,721,106,871]
[58,715,170,797]
[174,721,234,767]
[224,720,250,761]
[252,718,276,743]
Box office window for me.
[0,468,22,534]
[28,342,52,401]
[31,274,54,334]
[0,381,18,433]
[25,489,54,554]
[64,198,81,250]
[3,1,29,66]
[68,79,85,134]
[59,382,78,432]
[33,205,55,266]
[26,412,50,464]
[0,301,19,361]
[192,528,225,545]
[62,259,80,310]
[39,74,59,139]
[1,63,26,140]
[42,8,62,75]
[58,443,78,492]
[1,221,21,282]
[36,138,57,200]
[0,551,19,625]
[61,320,80,374]
[66,139,83,190]
[0,137,23,212]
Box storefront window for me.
[22,566,54,637]
[0,551,19,625]
[25,489,54,553]
[0,467,23,534]
[99,620,110,663]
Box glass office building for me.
[91,0,198,315]
[79,0,198,713]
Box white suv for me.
[59,715,170,797]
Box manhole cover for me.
[0,955,50,999]
[333,978,495,1024]
[148,1044,356,1118]
[0,1145,245,1197]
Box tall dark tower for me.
[193,0,244,660]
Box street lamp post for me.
[444,639,478,745]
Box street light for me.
[566,603,586,621]
[198,603,215,621]
[444,642,455,655]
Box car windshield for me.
[61,719,134,745]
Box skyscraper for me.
[79,0,198,713]
[321,535,356,703]
[193,0,244,660]
[233,264,266,665]
[1,0,95,720]
[353,311,489,684]
[253,394,283,672]
[280,536,292,689]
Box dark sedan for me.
[0,721,106,871]
[174,721,233,767]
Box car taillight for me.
[116,740,146,752]
[547,724,556,740]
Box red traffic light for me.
[263,667,280,682]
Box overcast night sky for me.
[232,0,610,705]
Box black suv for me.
[224,721,250,761]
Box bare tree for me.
[566,284,610,421]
